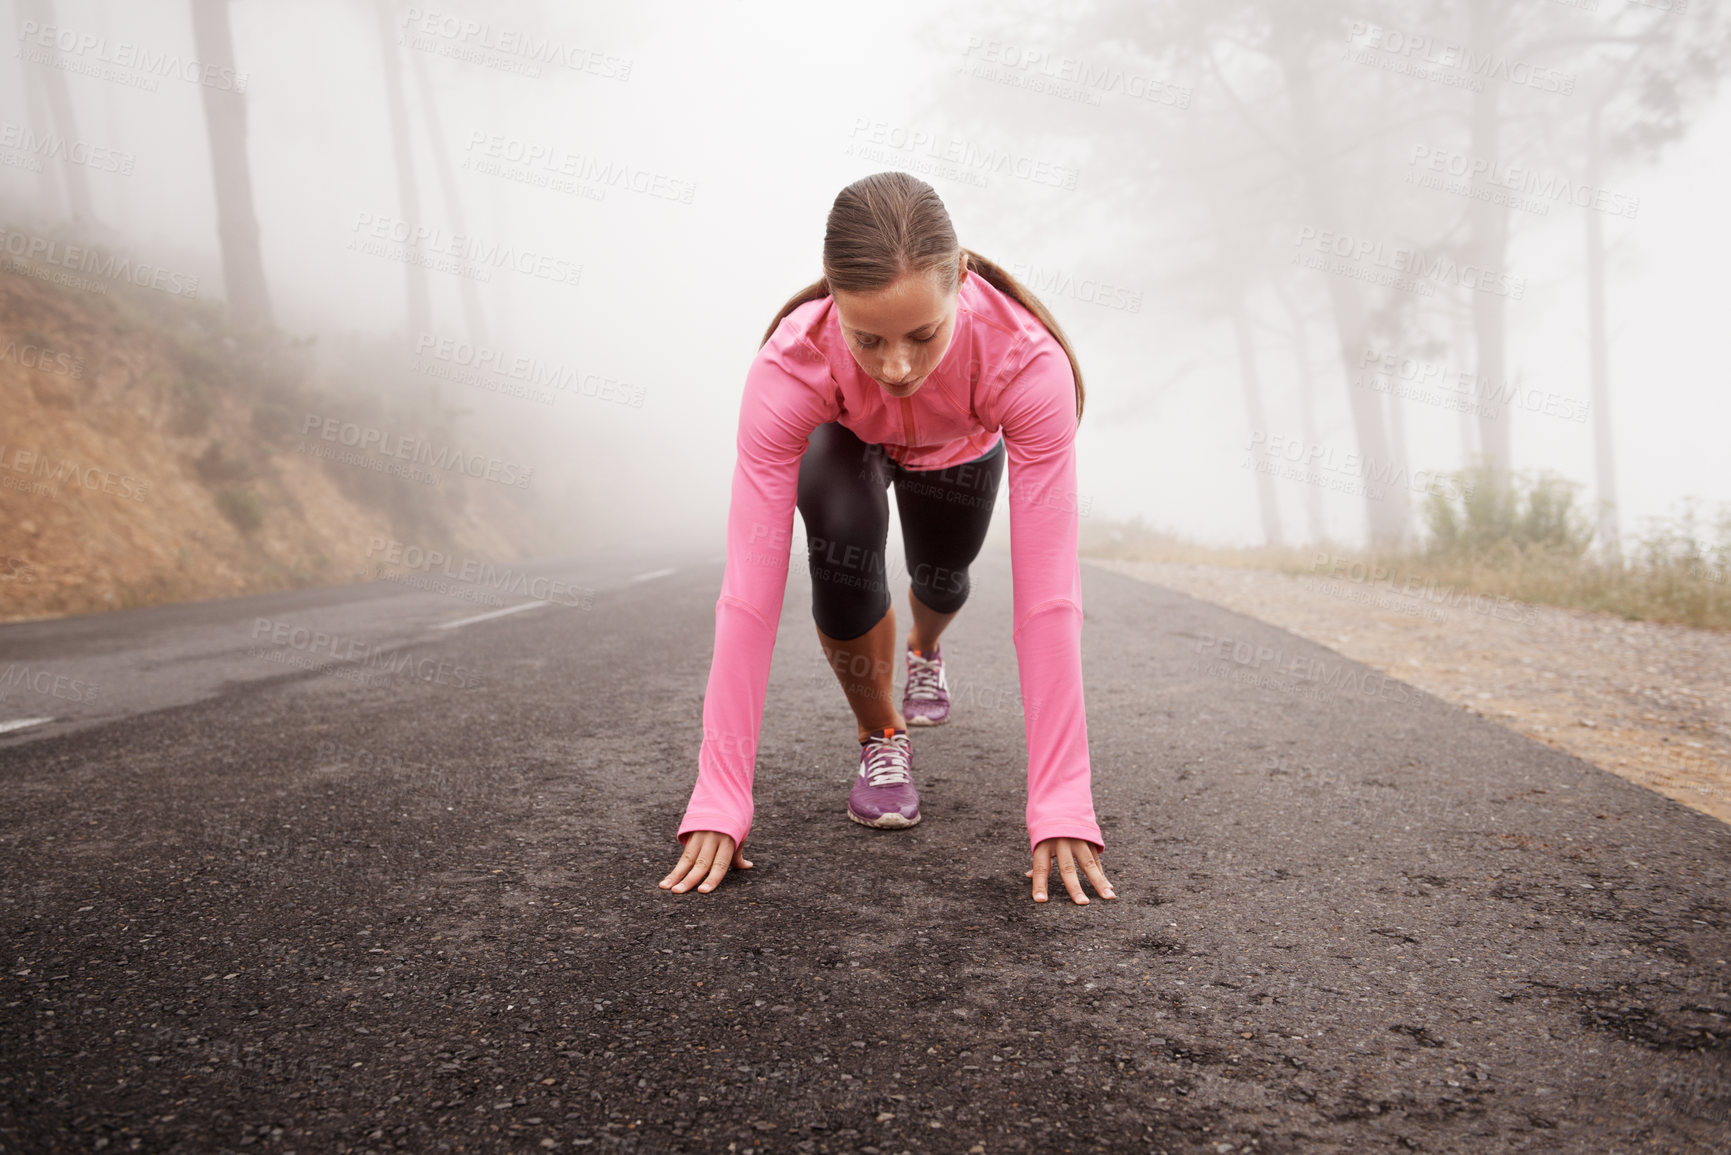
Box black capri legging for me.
[796,421,1006,640]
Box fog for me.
[5,0,1727,560]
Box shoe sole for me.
[904,714,947,726]
[847,808,922,829]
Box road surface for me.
[1,546,1726,1153]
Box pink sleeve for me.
[676,336,834,850]
[998,337,1104,854]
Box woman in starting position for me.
[659,171,1114,905]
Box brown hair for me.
[759,171,1085,424]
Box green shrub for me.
[195,440,254,484]
[215,487,264,533]
[1424,464,1594,558]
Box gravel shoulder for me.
[1086,557,1731,828]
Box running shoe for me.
[847,727,921,828]
[902,644,950,726]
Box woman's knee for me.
[812,589,891,641]
[909,561,970,615]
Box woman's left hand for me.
[1026,837,1115,904]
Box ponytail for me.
[760,276,829,349]
[958,248,1085,425]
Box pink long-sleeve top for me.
[677,269,1103,855]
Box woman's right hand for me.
[659,831,753,894]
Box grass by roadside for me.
[1081,466,1731,631]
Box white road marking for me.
[0,717,53,735]
[436,601,549,630]
[630,568,677,583]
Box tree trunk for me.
[1273,279,1328,543]
[1453,309,1478,463]
[1275,39,1403,545]
[1584,101,1618,557]
[18,0,95,224]
[408,45,489,344]
[189,0,274,325]
[95,3,129,234]
[374,0,430,335]
[19,43,67,218]
[1230,285,1284,547]
[1467,0,1512,477]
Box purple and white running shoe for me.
[847,727,921,829]
[902,644,950,726]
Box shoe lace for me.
[861,732,912,787]
[906,650,946,701]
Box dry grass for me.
[1080,512,1731,632]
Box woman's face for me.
[832,260,968,400]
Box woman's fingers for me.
[670,833,723,893]
[672,844,715,893]
[657,832,747,895]
[1028,838,1114,905]
[1056,840,1087,905]
[697,837,734,893]
[1076,843,1116,900]
[1029,842,1053,903]
[695,855,730,900]
[659,839,700,890]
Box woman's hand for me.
[659,831,753,894]
[1026,837,1114,904]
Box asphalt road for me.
[1,549,1726,1154]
